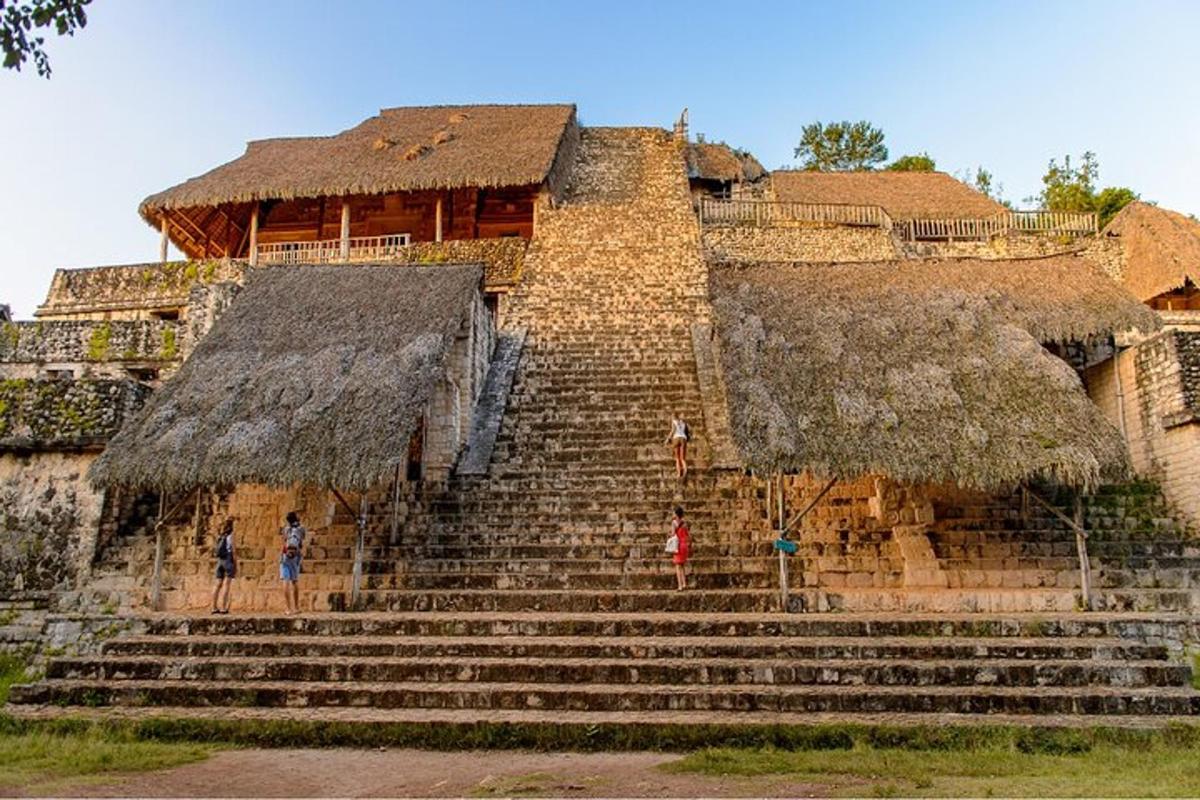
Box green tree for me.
[793,121,888,171]
[887,153,936,172]
[1031,152,1138,227]
[1,0,89,78]
[1093,186,1139,228]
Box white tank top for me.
[672,419,688,439]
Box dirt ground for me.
[8,748,849,798]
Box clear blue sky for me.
[2,0,1198,318]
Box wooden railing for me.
[895,211,1098,242]
[698,198,893,230]
[256,234,412,265]
[698,198,1099,242]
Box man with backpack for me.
[279,511,308,615]
[211,519,236,614]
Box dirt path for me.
[9,748,844,798]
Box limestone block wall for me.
[900,233,1095,261]
[36,259,246,321]
[1086,332,1200,522]
[375,238,528,289]
[702,225,897,264]
[424,293,495,477]
[0,379,150,448]
[0,320,181,380]
[0,451,104,597]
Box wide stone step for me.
[130,610,1198,639]
[355,589,780,613]
[45,655,1188,688]
[15,679,1199,716]
[102,633,1173,663]
[379,571,772,591]
[10,703,1200,732]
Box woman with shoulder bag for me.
[666,506,690,591]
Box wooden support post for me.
[150,493,166,611]
[1074,494,1092,610]
[248,205,260,266]
[390,463,402,547]
[765,475,772,528]
[776,473,784,534]
[351,496,367,610]
[192,487,204,546]
[159,217,170,264]
[435,196,444,243]
[339,201,351,261]
[778,547,789,611]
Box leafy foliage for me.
[1030,152,1139,227]
[887,153,936,172]
[794,121,888,171]
[0,0,89,78]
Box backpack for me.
[214,533,230,561]
[683,422,691,441]
[284,525,303,556]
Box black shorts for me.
[215,559,236,579]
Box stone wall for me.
[702,225,897,263]
[378,238,527,288]
[425,293,495,477]
[1086,332,1200,523]
[0,378,150,448]
[0,319,180,378]
[0,451,104,597]
[36,259,246,321]
[900,232,1094,260]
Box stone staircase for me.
[14,126,1200,732]
[9,611,1200,730]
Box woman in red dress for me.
[670,506,690,591]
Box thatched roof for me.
[91,264,483,491]
[710,256,1157,490]
[686,143,766,184]
[770,170,1004,220]
[140,104,577,216]
[1102,201,1200,301]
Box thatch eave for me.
[710,257,1147,491]
[89,263,484,493]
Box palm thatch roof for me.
[1102,201,1200,301]
[140,104,577,218]
[91,264,483,492]
[770,170,1004,220]
[686,142,766,184]
[710,256,1157,490]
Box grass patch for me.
[666,739,1200,797]
[0,652,35,706]
[0,726,214,793]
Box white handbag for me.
[665,534,679,554]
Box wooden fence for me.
[256,234,412,265]
[698,198,1098,241]
[698,198,893,230]
[894,211,1098,241]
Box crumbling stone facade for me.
[0,451,105,597]
[37,260,245,321]
[702,225,896,263]
[1086,330,1200,521]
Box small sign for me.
[774,538,798,554]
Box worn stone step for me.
[134,611,1197,641]
[102,633,1172,663]
[354,589,780,613]
[15,679,1199,716]
[46,655,1189,688]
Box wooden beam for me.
[435,196,444,243]
[340,200,351,260]
[248,205,259,266]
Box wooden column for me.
[248,205,260,266]
[159,217,169,263]
[339,201,351,261]
[435,196,444,243]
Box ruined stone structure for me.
[5,105,1200,733]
